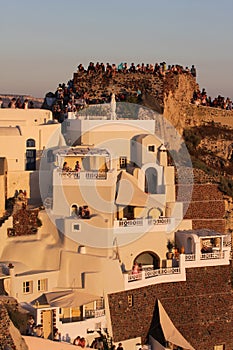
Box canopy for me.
[115,171,161,208]
[44,290,100,308]
[158,300,195,350]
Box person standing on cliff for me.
[191,65,196,78]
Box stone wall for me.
[108,265,233,350]
[176,184,226,233]
[0,297,28,350]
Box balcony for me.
[124,246,231,290]
[124,257,186,290]
[114,217,175,234]
[184,248,230,268]
[58,169,107,180]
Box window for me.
[26,139,36,148]
[214,345,225,350]
[73,223,81,232]
[127,295,134,307]
[23,281,33,294]
[119,156,127,169]
[148,145,155,152]
[38,278,48,292]
[26,149,36,170]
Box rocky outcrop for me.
[0,297,28,350]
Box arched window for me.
[145,167,157,194]
[26,139,36,148]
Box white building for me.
[0,107,231,349]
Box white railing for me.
[119,218,143,227]
[85,172,107,180]
[145,267,180,279]
[200,251,225,260]
[59,170,80,179]
[115,217,173,228]
[94,309,105,318]
[148,218,172,225]
[58,170,107,180]
[128,272,143,282]
[185,254,195,261]
[127,267,180,283]
[85,309,105,318]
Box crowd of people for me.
[76,61,197,78]
[42,61,196,121]
[0,96,34,109]
[191,88,232,110]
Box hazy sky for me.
[0,0,232,98]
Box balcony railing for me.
[59,170,80,179]
[115,217,173,228]
[200,251,225,260]
[85,309,105,318]
[185,254,195,261]
[58,170,107,180]
[127,267,180,283]
[145,267,180,278]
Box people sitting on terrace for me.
[73,336,86,347]
[53,327,61,341]
[74,160,81,172]
[62,161,70,171]
[191,89,232,110]
[201,245,213,254]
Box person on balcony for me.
[74,160,81,172]
[62,162,70,172]
[132,262,139,274]
[81,205,90,219]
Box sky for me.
[0,0,232,99]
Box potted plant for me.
[166,239,174,259]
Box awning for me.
[115,171,161,207]
[158,300,195,350]
[44,290,100,308]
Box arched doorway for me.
[145,167,157,194]
[134,251,160,270]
